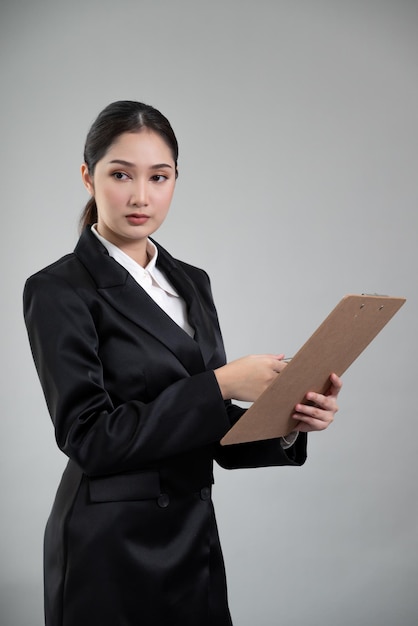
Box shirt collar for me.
[91,225,179,297]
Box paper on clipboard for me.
[221,294,406,446]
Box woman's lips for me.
[126,213,150,225]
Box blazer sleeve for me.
[23,272,232,476]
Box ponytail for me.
[79,197,98,233]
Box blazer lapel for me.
[74,229,206,375]
[155,243,223,369]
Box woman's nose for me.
[130,180,149,207]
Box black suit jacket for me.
[24,228,307,626]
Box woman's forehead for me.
[101,130,175,165]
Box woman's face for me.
[81,129,177,251]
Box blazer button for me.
[157,494,170,508]
[200,487,211,501]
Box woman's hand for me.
[214,354,288,402]
[292,372,342,433]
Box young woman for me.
[23,101,342,626]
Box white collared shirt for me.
[91,225,195,338]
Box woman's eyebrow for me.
[150,163,173,170]
[108,159,172,169]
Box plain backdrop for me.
[1,1,417,624]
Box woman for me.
[23,101,341,626]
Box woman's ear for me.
[81,163,94,195]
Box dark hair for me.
[80,100,179,231]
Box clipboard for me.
[221,294,406,446]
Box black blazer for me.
[24,227,307,626]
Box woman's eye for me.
[112,171,129,181]
[151,174,168,183]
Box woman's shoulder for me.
[24,251,93,295]
[27,252,77,276]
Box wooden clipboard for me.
[221,294,406,446]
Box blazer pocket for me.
[88,470,161,503]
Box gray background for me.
[1,1,417,624]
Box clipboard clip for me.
[360,294,389,311]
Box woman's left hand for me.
[292,372,342,433]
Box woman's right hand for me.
[214,354,287,402]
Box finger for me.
[295,403,330,422]
[325,373,343,397]
[275,361,288,373]
[270,356,287,373]
[303,392,339,413]
[293,403,335,423]
[293,414,332,432]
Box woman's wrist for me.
[214,365,232,400]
